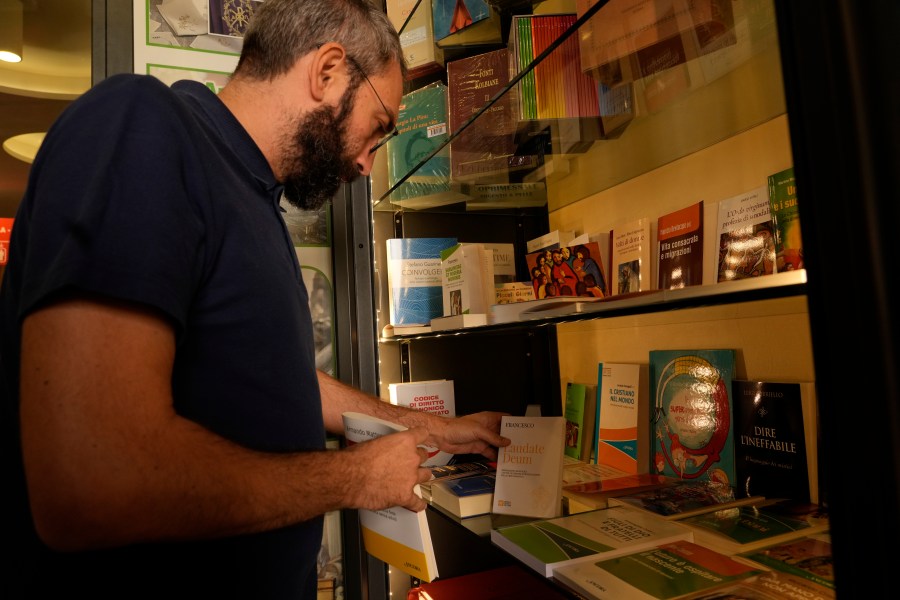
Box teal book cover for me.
[432,0,492,41]
[386,82,450,202]
[650,349,737,487]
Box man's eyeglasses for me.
[347,56,399,154]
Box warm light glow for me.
[0,0,24,64]
[0,50,21,63]
[3,132,45,164]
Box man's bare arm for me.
[19,296,430,552]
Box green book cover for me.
[489,506,692,577]
[563,382,590,460]
[650,349,737,487]
[554,540,762,600]
[682,500,828,548]
[515,16,537,120]
[768,166,803,272]
[740,532,835,590]
[386,82,450,202]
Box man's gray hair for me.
[235,0,406,80]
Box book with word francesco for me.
[493,416,566,518]
[341,412,438,582]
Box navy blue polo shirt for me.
[0,74,325,597]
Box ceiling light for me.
[3,132,45,164]
[0,0,24,63]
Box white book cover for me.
[489,505,693,577]
[493,416,566,518]
[526,229,576,253]
[594,362,650,474]
[610,217,656,296]
[483,242,517,285]
[341,411,438,582]
[440,243,495,316]
[388,379,455,467]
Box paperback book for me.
[611,217,656,296]
[446,48,521,182]
[493,416,566,518]
[440,242,495,317]
[608,480,763,521]
[386,82,451,203]
[739,531,835,590]
[679,570,835,600]
[733,380,810,501]
[489,506,692,577]
[680,499,829,555]
[429,473,495,518]
[594,362,649,473]
[657,201,704,290]
[386,0,445,78]
[431,0,502,48]
[407,564,571,600]
[650,349,737,487]
[564,382,597,462]
[388,379,456,467]
[527,242,608,299]
[767,166,803,272]
[563,469,678,513]
[386,237,457,326]
[553,540,763,600]
[341,412,438,581]
[715,186,777,282]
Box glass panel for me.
[373,0,783,215]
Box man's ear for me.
[310,42,348,103]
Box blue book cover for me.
[649,349,737,487]
[445,473,495,497]
[431,0,492,41]
[386,237,457,326]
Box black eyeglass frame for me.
[346,55,399,154]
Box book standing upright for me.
[733,379,810,501]
[610,217,656,296]
[563,382,597,462]
[715,185,777,282]
[657,200,704,289]
[388,379,456,467]
[768,166,803,272]
[650,349,737,488]
[386,237,457,326]
[493,416,566,518]
[593,362,649,473]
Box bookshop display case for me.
[362,0,900,598]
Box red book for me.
[407,564,570,599]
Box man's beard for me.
[280,89,361,211]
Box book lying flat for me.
[680,499,829,555]
[490,506,692,577]
[553,540,764,600]
[608,480,763,520]
[429,473,495,518]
